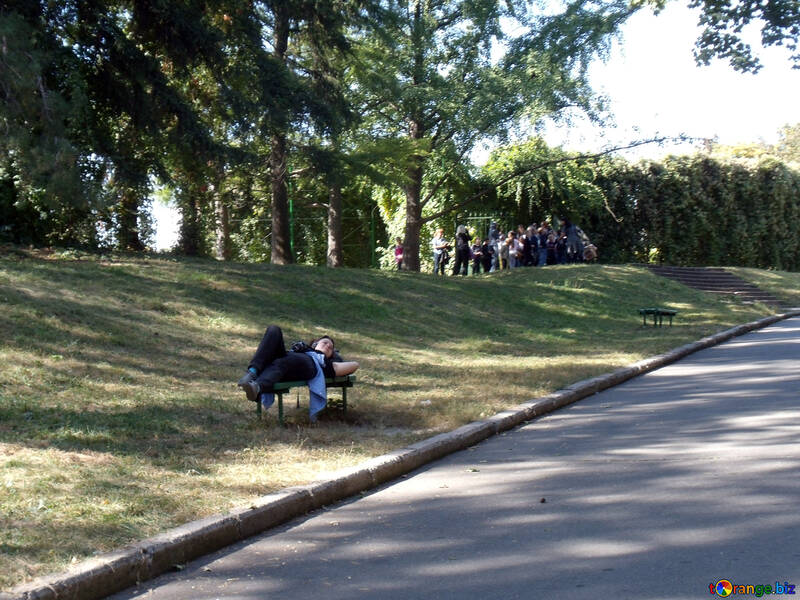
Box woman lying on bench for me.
[237,325,359,421]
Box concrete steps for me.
[647,266,783,306]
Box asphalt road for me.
[112,317,800,600]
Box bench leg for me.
[277,392,284,427]
[342,386,347,415]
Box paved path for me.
[114,317,800,600]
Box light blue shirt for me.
[305,351,328,418]
[259,351,328,419]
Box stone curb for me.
[6,309,800,600]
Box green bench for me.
[256,374,356,425]
[639,307,677,327]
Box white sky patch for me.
[152,199,180,251]
[539,3,800,160]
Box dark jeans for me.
[452,247,470,276]
[433,252,446,275]
[248,326,316,392]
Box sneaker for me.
[237,371,256,386]
[239,379,260,402]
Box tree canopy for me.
[2,1,799,266]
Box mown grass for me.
[1,249,794,591]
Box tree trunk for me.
[213,165,231,260]
[402,4,426,272]
[118,188,145,252]
[402,119,425,271]
[269,4,293,265]
[179,191,200,256]
[403,162,424,272]
[270,133,292,264]
[327,184,343,267]
[215,197,231,260]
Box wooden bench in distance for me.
[256,375,357,426]
[639,307,678,327]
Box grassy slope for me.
[1,251,795,590]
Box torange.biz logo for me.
[710,580,796,597]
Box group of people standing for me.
[430,219,595,276]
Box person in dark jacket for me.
[480,239,493,273]
[546,232,557,265]
[488,222,500,271]
[555,230,568,264]
[452,224,472,276]
[537,224,550,267]
[471,239,483,275]
[526,225,539,266]
[562,216,585,263]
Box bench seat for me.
[639,307,677,327]
[257,374,356,425]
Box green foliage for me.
[689,0,800,72]
[774,123,800,165]
[486,138,800,270]
[0,8,97,222]
[640,0,800,72]
[484,139,608,226]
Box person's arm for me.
[332,360,359,376]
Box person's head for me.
[396,237,402,244]
[457,224,466,235]
[436,227,444,237]
[311,335,335,358]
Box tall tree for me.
[71,1,231,250]
[253,1,357,264]
[3,1,266,251]
[354,0,635,270]
[0,5,94,218]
